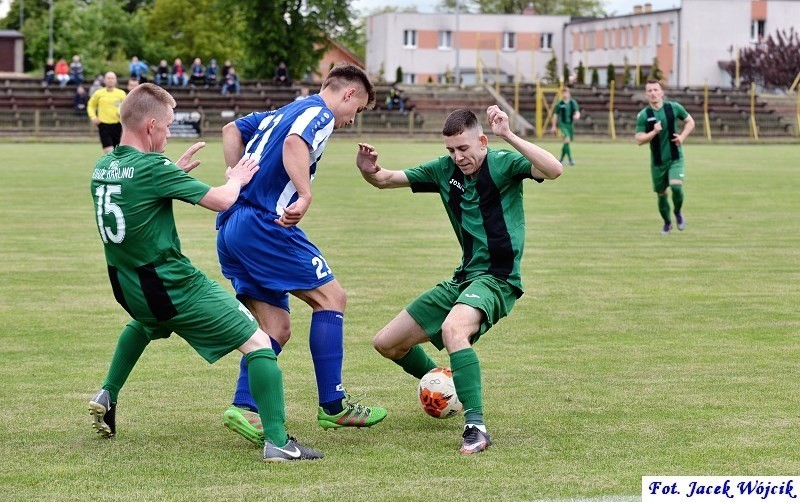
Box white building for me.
[366,9,570,85]
[366,0,800,88]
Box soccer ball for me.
[418,367,463,419]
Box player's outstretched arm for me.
[198,157,259,211]
[222,121,245,170]
[486,105,562,180]
[356,143,410,189]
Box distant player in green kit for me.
[551,86,580,165]
[355,106,562,455]
[88,83,323,462]
[635,79,695,235]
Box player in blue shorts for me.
[216,63,388,445]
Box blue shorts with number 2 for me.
[217,205,335,311]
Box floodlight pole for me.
[47,0,54,60]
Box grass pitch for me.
[0,138,798,500]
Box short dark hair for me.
[646,79,664,88]
[322,63,376,109]
[442,109,480,137]
[120,83,175,128]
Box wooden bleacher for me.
[0,76,794,138]
[0,77,424,137]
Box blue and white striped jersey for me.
[220,94,334,220]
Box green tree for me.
[590,67,599,87]
[622,56,632,86]
[638,65,647,85]
[18,0,143,77]
[142,0,244,70]
[445,0,605,16]
[576,60,585,86]
[395,66,403,84]
[606,63,616,87]
[648,57,664,82]
[562,63,570,84]
[234,0,355,80]
[545,53,558,84]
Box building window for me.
[502,32,516,51]
[438,30,452,49]
[403,73,416,84]
[750,20,765,42]
[540,33,553,50]
[669,21,676,44]
[403,30,417,48]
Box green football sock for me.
[671,184,684,213]
[564,142,572,161]
[450,348,484,426]
[245,348,288,447]
[394,344,437,379]
[657,194,671,223]
[102,321,150,402]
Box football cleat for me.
[661,221,672,235]
[675,212,686,231]
[222,405,265,446]
[263,437,323,462]
[460,425,492,455]
[317,394,387,430]
[89,389,116,438]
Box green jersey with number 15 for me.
[90,146,211,321]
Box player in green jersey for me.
[635,79,695,235]
[550,86,580,166]
[88,83,322,462]
[355,105,562,454]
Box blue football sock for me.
[309,310,346,414]
[231,336,282,412]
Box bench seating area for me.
[0,77,424,137]
[0,76,794,138]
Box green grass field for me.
[0,138,798,500]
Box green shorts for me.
[132,280,258,364]
[406,275,519,351]
[651,158,685,193]
[558,123,574,141]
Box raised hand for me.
[356,142,380,174]
[176,141,206,172]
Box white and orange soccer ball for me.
[418,367,463,419]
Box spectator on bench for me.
[172,58,189,87]
[129,56,149,83]
[206,59,219,88]
[273,61,290,86]
[43,58,56,87]
[69,55,84,86]
[154,59,170,87]
[56,58,70,88]
[190,57,206,87]
[385,84,405,113]
[221,67,240,95]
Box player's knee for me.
[373,330,401,359]
[309,282,347,311]
[441,322,471,352]
[269,326,291,346]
